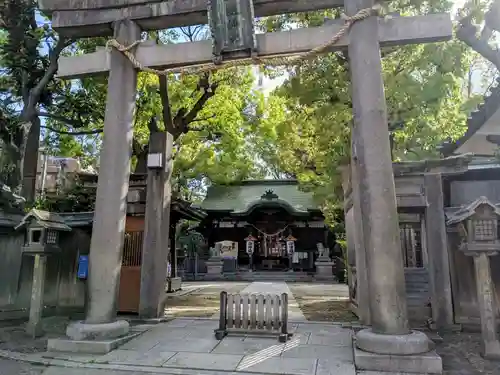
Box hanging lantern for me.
[208,0,257,64]
[285,234,297,255]
[245,234,257,255]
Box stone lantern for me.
[446,196,500,359]
[15,209,71,337]
[207,0,257,64]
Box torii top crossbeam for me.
[39,0,347,38]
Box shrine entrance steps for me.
[182,271,321,282]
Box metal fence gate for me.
[118,231,143,313]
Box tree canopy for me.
[0,0,499,221]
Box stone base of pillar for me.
[206,257,223,276]
[481,339,500,360]
[354,328,442,373]
[46,320,136,354]
[314,260,335,281]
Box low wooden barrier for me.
[214,291,292,342]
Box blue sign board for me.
[77,255,89,280]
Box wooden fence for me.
[215,291,291,342]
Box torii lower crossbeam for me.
[57,14,451,80]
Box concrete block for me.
[315,261,335,280]
[47,332,140,354]
[206,259,223,276]
[167,277,182,292]
[354,347,443,374]
[66,320,130,341]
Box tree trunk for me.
[16,114,41,202]
[135,150,148,174]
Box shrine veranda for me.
[38,0,454,372]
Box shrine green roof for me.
[201,180,321,216]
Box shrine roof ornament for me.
[445,196,500,226]
[261,189,279,200]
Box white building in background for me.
[35,152,97,195]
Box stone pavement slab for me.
[163,352,244,371]
[10,318,356,375]
[316,359,357,375]
[237,356,317,375]
[109,318,353,374]
[97,349,176,366]
[0,358,45,375]
[212,336,285,356]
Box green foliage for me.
[251,0,489,222]
[176,223,206,255]
[30,178,96,212]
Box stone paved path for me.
[0,358,46,375]
[33,318,356,375]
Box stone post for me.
[315,247,335,281]
[67,19,140,340]
[424,173,454,330]
[346,0,437,371]
[347,0,409,335]
[139,131,174,318]
[350,157,371,325]
[473,252,500,359]
[26,254,47,338]
[206,248,223,279]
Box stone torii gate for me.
[42,0,452,371]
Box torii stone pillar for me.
[139,130,174,319]
[66,19,140,340]
[346,0,441,372]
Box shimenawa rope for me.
[105,6,378,76]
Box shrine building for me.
[198,180,334,273]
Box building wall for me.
[0,224,90,320]
[0,213,142,320]
[343,169,438,325]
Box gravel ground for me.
[163,281,249,318]
[0,316,69,354]
[287,282,356,322]
[437,331,500,375]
